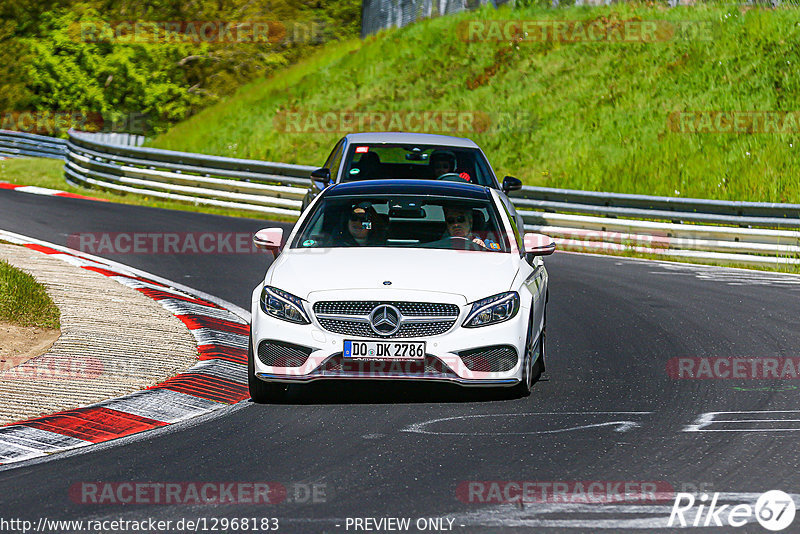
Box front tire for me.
[248,332,289,403]
[512,314,544,398]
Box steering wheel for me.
[436,172,470,183]
[447,236,488,251]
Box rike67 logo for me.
[669,490,796,531]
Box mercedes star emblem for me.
[369,304,402,336]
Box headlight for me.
[260,286,311,324]
[463,291,520,328]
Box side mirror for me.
[253,228,284,253]
[502,175,522,193]
[310,168,331,188]
[523,233,556,256]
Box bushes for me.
[0,0,361,135]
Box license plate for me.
[344,340,426,360]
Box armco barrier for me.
[0,130,67,160]
[4,129,800,268]
[65,130,315,217]
[512,187,800,267]
[512,186,800,228]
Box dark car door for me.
[302,137,346,211]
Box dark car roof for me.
[324,179,492,200]
[344,132,479,148]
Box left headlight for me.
[260,286,311,325]
[463,291,520,328]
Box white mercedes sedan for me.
[249,179,554,402]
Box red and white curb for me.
[0,181,105,202]
[0,230,251,466]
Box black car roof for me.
[324,179,491,200]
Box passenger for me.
[339,202,385,246]
[354,151,381,180]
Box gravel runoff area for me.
[0,244,198,425]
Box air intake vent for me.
[458,345,518,372]
[257,340,312,367]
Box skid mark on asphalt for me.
[247,491,800,530]
[450,493,761,530]
[402,412,652,435]
[446,492,800,529]
[685,410,800,432]
[642,262,800,288]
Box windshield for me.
[341,144,496,187]
[292,195,510,252]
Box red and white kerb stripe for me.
[0,181,105,201]
[0,232,250,465]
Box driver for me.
[443,207,499,250]
[430,150,457,179]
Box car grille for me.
[316,318,455,338]
[313,301,459,339]
[314,301,459,317]
[458,345,518,372]
[257,340,312,367]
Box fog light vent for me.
[458,345,517,372]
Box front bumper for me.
[250,287,530,387]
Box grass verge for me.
[150,3,800,204]
[0,259,60,328]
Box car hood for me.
[267,248,519,303]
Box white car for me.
[249,179,554,402]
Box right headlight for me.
[260,286,311,325]
[463,291,520,328]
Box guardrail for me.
[511,186,800,268]
[0,130,67,160]
[3,129,799,269]
[512,186,800,228]
[65,130,315,218]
